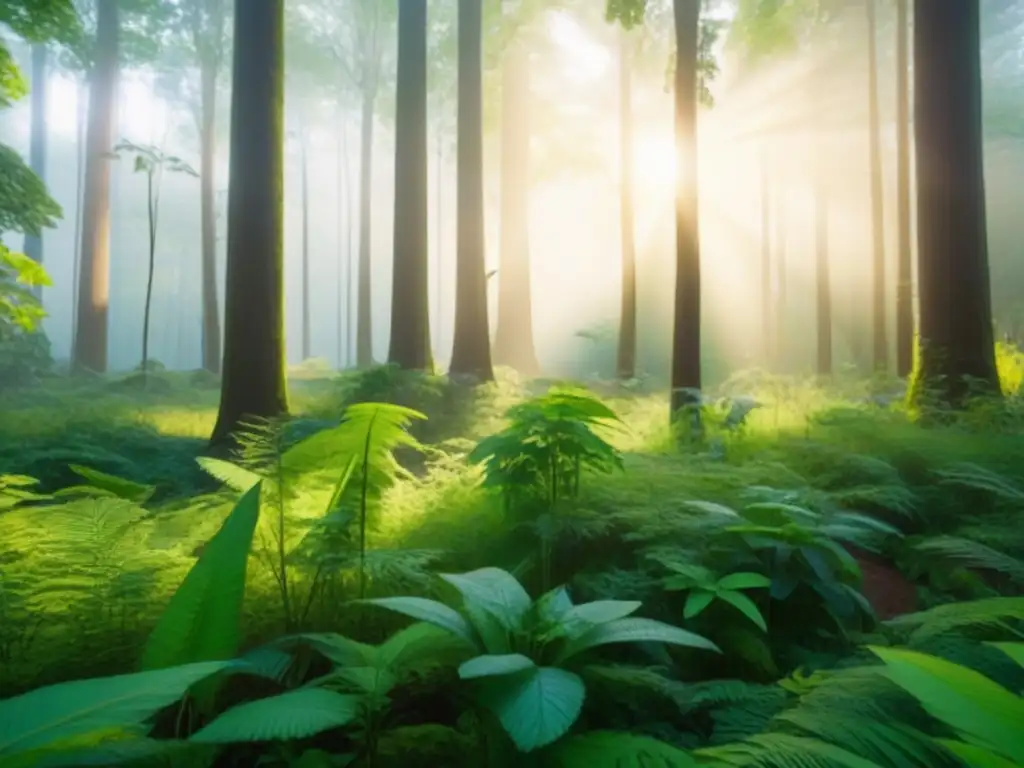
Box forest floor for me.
[1,360,1023,765]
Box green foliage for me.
[0,329,51,388]
[364,566,718,752]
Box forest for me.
[0,0,1023,766]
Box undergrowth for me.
[1,363,1023,766]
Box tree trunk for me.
[199,50,222,374]
[815,169,832,377]
[435,129,444,356]
[336,110,350,368]
[141,171,157,379]
[774,187,786,371]
[299,114,311,361]
[24,43,47,299]
[616,29,637,381]
[492,42,540,376]
[71,75,87,349]
[449,0,493,380]
[910,0,999,405]
[356,86,376,366]
[210,0,289,444]
[895,0,913,378]
[867,0,888,373]
[387,0,432,371]
[669,0,702,419]
[72,0,118,374]
[759,148,771,369]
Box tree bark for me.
[387,0,432,371]
[449,0,493,380]
[24,43,47,299]
[355,85,375,366]
[299,113,311,361]
[616,29,637,381]
[210,0,289,444]
[72,0,118,374]
[910,0,999,405]
[669,0,702,419]
[867,0,888,372]
[199,46,222,374]
[492,41,540,376]
[895,0,913,378]
[760,147,771,368]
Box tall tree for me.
[210,0,289,444]
[894,0,912,377]
[449,0,493,380]
[23,43,48,294]
[491,17,540,376]
[910,0,999,405]
[616,27,638,380]
[760,147,772,367]
[669,0,702,418]
[866,0,887,372]
[387,0,432,371]
[72,0,118,374]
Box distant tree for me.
[616,26,637,380]
[72,0,118,374]
[909,0,999,406]
[894,0,911,377]
[387,0,432,371]
[866,0,887,372]
[23,43,48,296]
[210,0,289,444]
[448,0,494,380]
[109,140,198,383]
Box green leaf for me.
[190,688,362,743]
[939,740,1022,768]
[479,667,585,752]
[989,642,1024,669]
[716,572,772,591]
[0,661,234,759]
[67,465,155,504]
[460,654,536,680]
[683,591,715,620]
[717,590,768,632]
[440,568,533,630]
[141,483,262,672]
[561,601,642,634]
[556,618,719,663]
[544,730,699,766]
[534,587,574,623]
[361,596,477,647]
[869,646,1024,763]
[195,456,262,492]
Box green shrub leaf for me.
[190,688,362,743]
[717,590,768,632]
[459,654,536,680]
[440,568,533,630]
[557,618,719,663]
[362,596,477,647]
[544,730,699,766]
[717,572,772,591]
[480,667,585,752]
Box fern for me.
[885,597,1024,643]
[914,536,1024,586]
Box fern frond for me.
[699,732,890,767]
[933,463,1024,503]
[885,597,1024,643]
[914,537,1024,586]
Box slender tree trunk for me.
[449,0,493,380]
[435,129,443,356]
[356,86,376,366]
[141,171,158,380]
[867,0,888,372]
[616,29,637,381]
[71,76,86,349]
[910,0,998,405]
[299,114,311,361]
[73,0,119,374]
[774,188,787,370]
[669,0,702,419]
[760,147,771,368]
[199,53,222,374]
[387,0,432,371]
[24,43,47,300]
[895,0,913,377]
[336,110,348,368]
[815,168,832,377]
[492,42,540,375]
[210,0,289,444]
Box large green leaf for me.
[716,572,772,591]
[141,483,262,671]
[870,646,1024,764]
[440,568,533,631]
[479,667,585,753]
[544,730,699,766]
[0,661,234,759]
[939,740,1022,768]
[556,618,720,663]
[362,596,478,647]
[989,642,1024,669]
[560,600,641,637]
[459,654,536,680]
[717,590,768,632]
[683,591,715,619]
[191,688,362,743]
